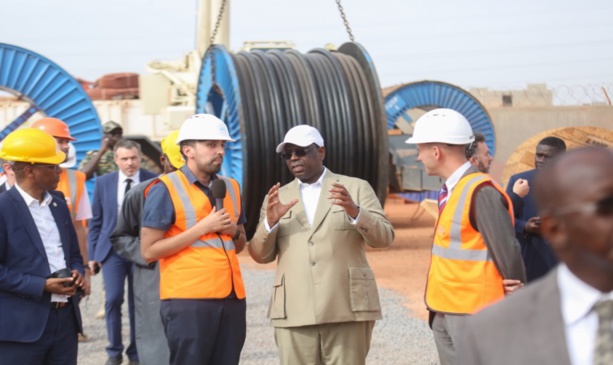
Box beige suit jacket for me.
[455,268,572,365]
[249,170,395,328]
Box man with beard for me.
[506,136,567,282]
[141,114,247,365]
[456,147,613,365]
[0,128,84,364]
[465,132,493,174]
[465,132,529,201]
[249,125,395,365]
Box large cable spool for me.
[0,43,102,201]
[196,43,388,238]
[384,81,495,201]
[0,43,102,161]
[385,80,495,155]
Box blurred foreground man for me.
[405,109,525,365]
[110,130,184,365]
[141,114,247,365]
[457,147,613,365]
[249,125,394,365]
[0,128,84,364]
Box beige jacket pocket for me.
[268,274,287,319]
[349,267,381,312]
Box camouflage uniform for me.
[78,150,161,176]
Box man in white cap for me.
[405,108,526,365]
[140,114,247,365]
[249,124,395,365]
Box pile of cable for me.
[198,43,388,238]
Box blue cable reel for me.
[0,43,102,162]
[0,43,102,200]
[385,80,495,197]
[385,80,495,155]
[195,45,244,188]
[197,44,389,239]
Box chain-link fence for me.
[469,83,613,108]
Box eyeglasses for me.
[280,146,314,160]
[553,195,613,217]
[32,164,62,173]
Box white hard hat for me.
[275,125,324,153]
[405,108,474,145]
[60,143,77,168]
[176,114,235,144]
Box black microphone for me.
[211,179,227,211]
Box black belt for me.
[50,302,68,309]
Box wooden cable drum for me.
[501,126,613,186]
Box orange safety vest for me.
[158,171,246,300]
[425,173,514,315]
[57,168,86,221]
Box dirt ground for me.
[239,194,434,322]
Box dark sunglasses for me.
[280,146,314,160]
[554,195,613,217]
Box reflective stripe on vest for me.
[426,173,512,315]
[165,172,236,250]
[58,169,84,221]
[158,171,246,300]
[435,174,494,262]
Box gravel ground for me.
[78,268,439,365]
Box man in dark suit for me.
[0,158,15,192]
[506,136,566,282]
[110,130,183,365]
[88,139,156,365]
[0,128,84,364]
[457,147,613,365]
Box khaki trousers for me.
[274,320,375,365]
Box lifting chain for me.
[335,0,355,42]
[208,0,228,85]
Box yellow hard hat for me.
[160,130,184,169]
[0,128,66,164]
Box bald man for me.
[456,147,613,365]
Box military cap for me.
[102,121,123,133]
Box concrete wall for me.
[487,105,613,181]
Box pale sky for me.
[1,0,611,91]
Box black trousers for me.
[160,297,246,365]
[0,302,78,365]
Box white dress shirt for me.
[14,183,68,302]
[298,168,328,225]
[117,170,139,213]
[558,263,613,365]
[74,185,92,221]
[444,161,472,195]
[265,168,360,232]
